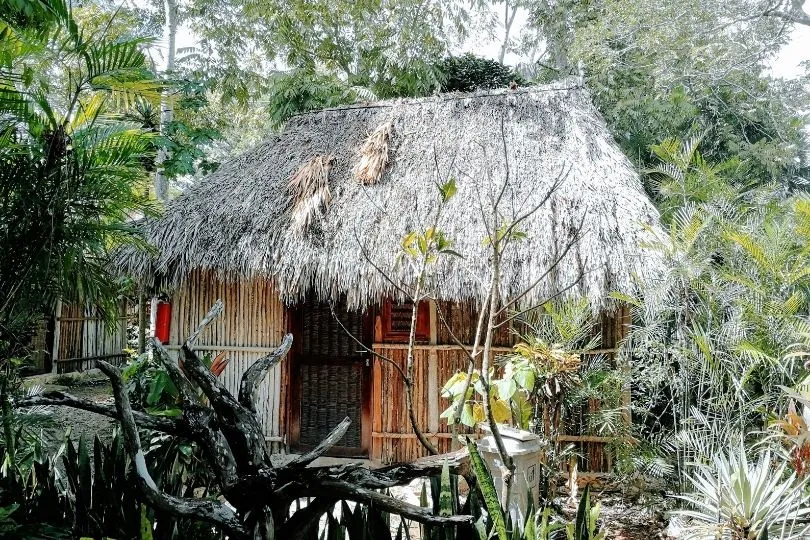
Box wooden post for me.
[50,299,62,374]
[427,301,439,437]
[149,296,158,340]
[137,291,147,353]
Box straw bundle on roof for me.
[118,80,662,310]
[288,154,334,234]
[353,121,393,185]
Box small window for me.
[381,300,430,343]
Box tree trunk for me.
[499,2,520,64]
[155,0,178,202]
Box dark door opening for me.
[288,295,372,457]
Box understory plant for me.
[0,431,143,538]
[441,300,627,501]
[618,136,810,494]
[675,444,810,539]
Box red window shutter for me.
[155,301,172,344]
[381,300,430,343]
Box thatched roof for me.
[119,81,662,310]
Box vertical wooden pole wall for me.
[50,299,62,374]
[166,272,288,451]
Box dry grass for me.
[288,154,334,234]
[353,120,393,186]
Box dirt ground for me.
[573,492,672,539]
[385,477,672,540]
[25,371,118,451]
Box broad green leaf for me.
[439,177,457,202]
[495,378,517,401]
[466,437,507,540]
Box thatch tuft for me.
[118,80,663,311]
[353,120,393,185]
[288,154,334,234]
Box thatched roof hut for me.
[120,80,660,311]
[118,81,664,464]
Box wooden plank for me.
[51,299,62,372]
[56,353,127,364]
[373,342,618,355]
[427,350,439,434]
[557,435,613,443]
[372,431,481,440]
[164,344,281,353]
[374,343,514,352]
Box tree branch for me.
[17,390,182,433]
[152,338,197,402]
[181,344,269,468]
[96,361,247,538]
[238,333,293,413]
[286,417,351,468]
[313,480,473,525]
[186,299,223,347]
[333,447,471,488]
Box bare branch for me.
[763,0,810,26]
[353,227,415,299]
[96,361,247,538]
[434,301,479,366]
[238,333,294,412]
[16,390,181,433]
[287,417,352,468]
[334,447,471,488]
[152,338,197,402]
[496,209,587,317]
[314,480,473,525]
[181,345,268,467]
[501,164,571,243]
[328,302,407,381]
[495,271,588,328]
[494,114,511,210]
[182,405,240,491]
[186,299,223,347]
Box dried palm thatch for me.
[118,80,663,311]
[288,154,334,234]
[353,120,393,185]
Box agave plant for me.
[675,444,810,539]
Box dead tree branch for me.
[239,333,294,412]
[17,390,181,433]
[96,360,248,538]
[17,302,473,538]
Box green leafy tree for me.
[517,0,808,187]
[0,0,158,354]
[619,137,810,488]
[439,53,525,92]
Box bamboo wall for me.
[371,301,510,462]
[54,302,129,373]
[166,271,288,449]
[369,301,630,472]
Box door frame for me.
[286,301,373,458]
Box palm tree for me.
[0,0,159,357]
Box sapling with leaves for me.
[433,118,585,508]
[338,170,462,456]
[343,116,587,518]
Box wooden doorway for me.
[288,295,372,457]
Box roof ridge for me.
[287,81,585,119]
